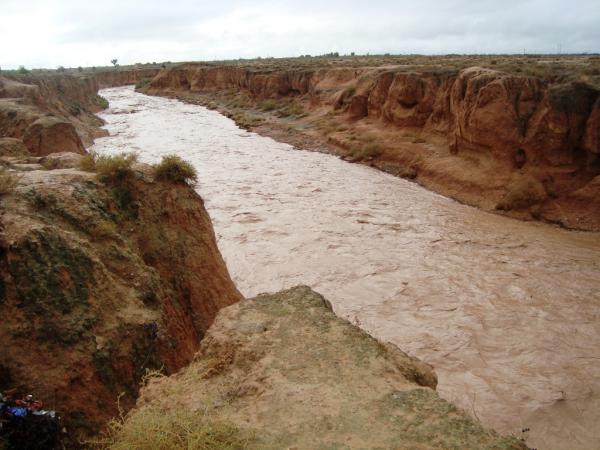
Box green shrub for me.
[153,155,198,186]
[0,169,18,196]
[79,151,98,172]
[79,152,138,182]
[96,153,138,182]
[258,99,279,112]
[276,102,305,118]
[135,78,152,90]
[232,112,263,128]
[69,102,82,116]
[350,143,383,161]
[98,96,109,109]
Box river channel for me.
[92,86,600,450]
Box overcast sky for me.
[1,0,599,69]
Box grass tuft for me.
[96,153,138,181]
[79,152,138,182]
[98,97,109,109]
[79,151,98,172]
[90,407,252,450]
[258,99,279,112]
[349,143,383,161]
[135,78,152,90]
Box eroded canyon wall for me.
[149,64,599,171]
[0,74,106,153]
[0,69,243,441]
[146,63,600,229]
[0,154,242,440]
[94,68,161,89]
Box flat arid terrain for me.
[1,51,599,450]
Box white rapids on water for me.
[92,86,600,450]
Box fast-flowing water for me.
[92,86,600,450]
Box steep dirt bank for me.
[0,69,161,159]
[144,61,600,230]
[109,286,526,449]
[94,68,160,89]
[0,151,241,442]
[0,74,109,152]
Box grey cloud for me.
[1,0,598,69]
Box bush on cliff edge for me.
[152,155,198,186]
[79,151,138,182]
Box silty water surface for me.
[92,86,600,450]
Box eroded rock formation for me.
[116,286,526,449]
[0,152,241,440]
[0,74,107,155]
[145,62,600,229]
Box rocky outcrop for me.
[113,286,525,449]
[0,155,241,441]
[146,63,600,229]
[0,74,107,153]
[22,116,86,155]
[0,69,166,156]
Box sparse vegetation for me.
[135,78,152,90]
[230,111,263,129]
[152,155,198,186]
[496,175,547,210]
[92,407,252,450]
[258,99,278,112]
[350,143,383,161]
[41,158,62,170]
[98,96,109,109]
[0,170,19,196]
[79,151,138,182]
[89,220,118,241]
[78,151,98,172]
[276,102,305,118]
[96,153,138,182]
[69,102,82,116]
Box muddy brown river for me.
[92,86,600,450]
